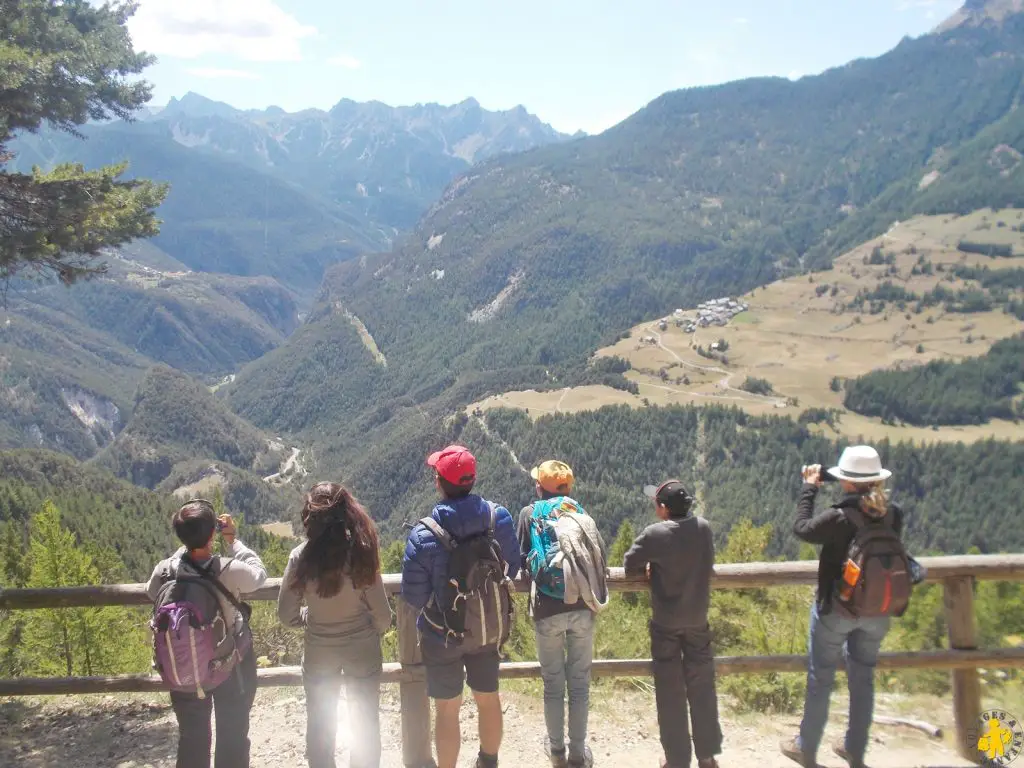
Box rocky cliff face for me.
[935,0,1024,31]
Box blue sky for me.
[128,0,965,134]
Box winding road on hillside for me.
[262,447,305,485]
[472,412,530,476]
[645,323,789,408]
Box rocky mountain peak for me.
[935,0,1024,32]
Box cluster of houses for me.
[665,297,749,333]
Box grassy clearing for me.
[468,211,1024,444]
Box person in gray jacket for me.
[623,480,721,768]
[278,482,392,768]
[148,499,268,768]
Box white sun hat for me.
[828,445,892,483]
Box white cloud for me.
[128,0,316,61]
[327,54,362,70]
[186,67,261,80]
[733,16,750,24]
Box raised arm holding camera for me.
[781,446,912,768]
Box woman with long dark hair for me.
[278,482,392,768]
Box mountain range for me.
[229,10,1024,429]
[1,94,573,472]
[224,5,1024,528]
[2,0,1023,533]
[9,94,573,292]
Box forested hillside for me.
[0,451,178,579]
[95,366,281,492]
[325,401,1024,559]
[844,334,1024,425]
[474,404,1023,557]
[228,16,1024,516]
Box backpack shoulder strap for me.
[531,498,558,520]
[842,503,895,532]
[841,504,870,530]
[182,554,247,615]
[486,501,497,535]
[419,517,454,551]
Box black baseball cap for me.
[643,480,694,516]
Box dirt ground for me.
[0,686,976,768]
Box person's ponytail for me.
[859,481,888,518]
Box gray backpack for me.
[419,503,513,650]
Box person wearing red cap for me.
[401,445,521,768]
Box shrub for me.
[739,377,774,396]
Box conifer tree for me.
[21,501,147,676]
[1,0,167,283]
[0,522,28,675]
[609,520,635,567]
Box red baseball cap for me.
[426,445,477,487]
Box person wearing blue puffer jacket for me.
[401,444,521,768]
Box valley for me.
[470,210,1024,444]
[2,1,1024,753]
[2,0,1024,557]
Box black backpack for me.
[420,503,513,648]
[833,505,912,619]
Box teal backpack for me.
[527,496,584,600]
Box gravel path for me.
[0,687,973,767]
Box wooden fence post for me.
[397,596,434,768]
[943,575,983,764]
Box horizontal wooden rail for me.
[2,554,1022,610]
[2,647,1022,697]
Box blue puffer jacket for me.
[401,494,521,640]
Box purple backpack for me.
[151,556,252,698]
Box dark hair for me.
[540,488,568,500]
[291,482,380,597]
[662,496,693,518]
[173,499,217,550]
[437,474,474,499]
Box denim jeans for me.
[535,610,595,762]
[302,636,383,768]
[799,602,891,763]
[650,622,723,768]
[169,647,258,768]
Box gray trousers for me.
[535,610,595,762]
[650,622,723,767]
[302,636,383,768]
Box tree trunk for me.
[61,622,72,677]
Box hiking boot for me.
[546,743,568,768]
[780,736,815,767]
[567,745,594,768]
[833,739,867,768]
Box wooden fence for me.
[2,554,1024,765]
